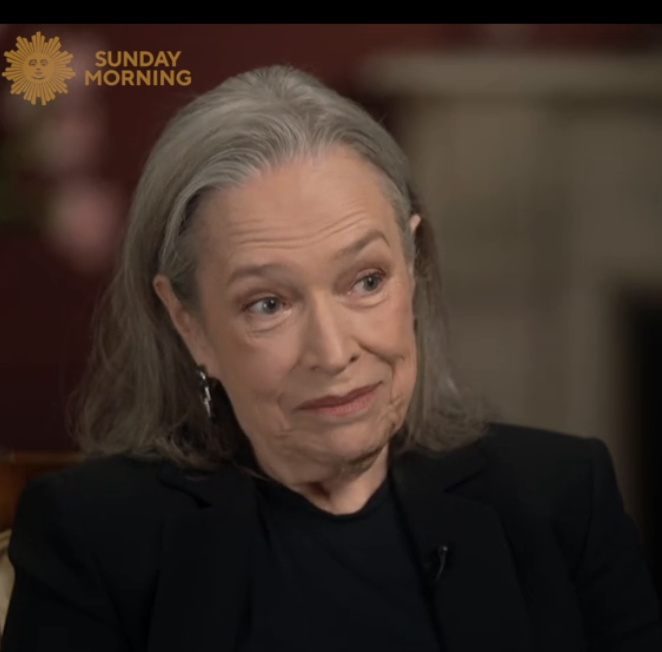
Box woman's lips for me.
[299,383,380,417]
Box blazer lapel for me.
[147,461,257,652]
[391,444,533,652]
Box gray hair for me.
[69,65,489,470]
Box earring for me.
[196,365,214,421]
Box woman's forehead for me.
[196,149,400,264]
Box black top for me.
[3,423,662,651]
[241,473,442,651]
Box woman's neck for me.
[251,445,390,515]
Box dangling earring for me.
[196,365,214,421]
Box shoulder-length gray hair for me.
[69,64,489,470]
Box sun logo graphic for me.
[2,31,76,106]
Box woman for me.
[3,65,661,652]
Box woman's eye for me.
[246,297,282,315]
[244,274,384,316]
[355,272,385,293]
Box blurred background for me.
[0,24,661,586]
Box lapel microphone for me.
[428,544,450,585]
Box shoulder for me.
[402,421,611,526]
[13,454,201,538]
[465,425,662,643]
[479,421,601,459]
[477,421,606,486]
[466,423,622,568]
[8,453,219,593]
[470,422,614,513]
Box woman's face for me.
[158,146,420,479]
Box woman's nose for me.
[301,299,359,374]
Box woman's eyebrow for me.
[330,229,388,263]
[226,229,389,287]
[226,262,291,287]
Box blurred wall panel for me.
[356,51,662,523]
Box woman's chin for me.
[316,429,390,468]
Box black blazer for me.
[3,423,661,652]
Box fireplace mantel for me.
[357,52,662,99]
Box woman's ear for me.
[153,274,208,365]
[407,214,421,281]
